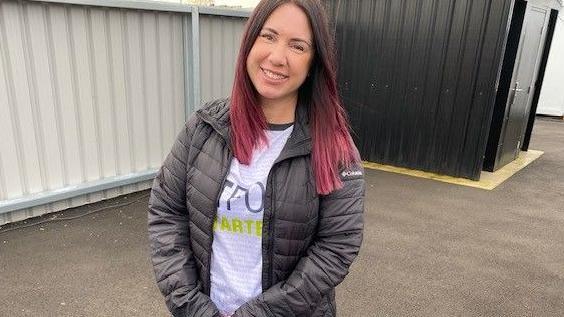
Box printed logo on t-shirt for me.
[213,179,265,237]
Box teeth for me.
[263,68,286,80]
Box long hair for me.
[230,0,358,195]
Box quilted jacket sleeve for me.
[148,116,219,317]
[233,162,365,317]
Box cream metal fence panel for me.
[0,0,249,225]
[199,13,246,104]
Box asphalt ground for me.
[0,117,562,316]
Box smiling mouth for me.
[261,67,288,80]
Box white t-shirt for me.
[210,123,294,316]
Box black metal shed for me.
[326,0,555,180]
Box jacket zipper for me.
[268,168,276,289]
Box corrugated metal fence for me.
[0,0,248,225]
[329,0,513,180]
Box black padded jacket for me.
[148,98,365,317]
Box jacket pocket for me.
[327,297,336,316]
[327,289,336,316]
[312,295,335,317]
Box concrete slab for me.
[0,117,562,316]
[363,150,544,190]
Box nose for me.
[267,42,287,67]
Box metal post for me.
[183,13,192,120]
[191,5,201,114]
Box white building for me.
[537,6,564,117]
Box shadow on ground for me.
[0,118,563,316]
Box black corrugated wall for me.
[327,0,514,179]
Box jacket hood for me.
[196,98,231,141]
[196,98,312,159]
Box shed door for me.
[499,4,550,166]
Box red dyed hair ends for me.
[230,0,359,195]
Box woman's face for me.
[246,3,314,106]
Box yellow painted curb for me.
[362,150,544,190]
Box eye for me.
[260,32,275,42]
[291,44,306,53]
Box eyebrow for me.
[262,27,313,47]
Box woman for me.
[148,1,365,316]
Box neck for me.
[260,95,297,124]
